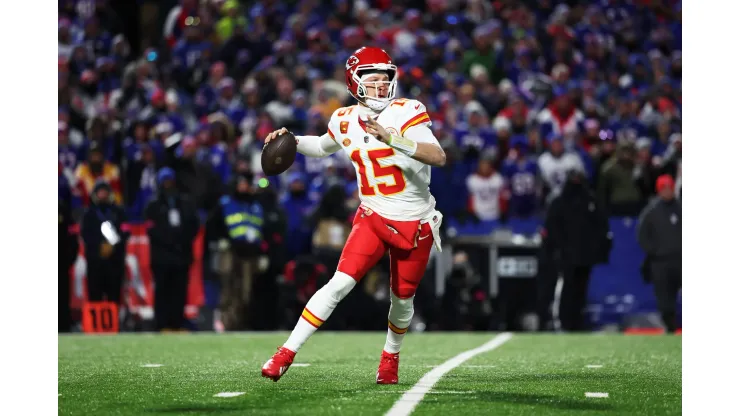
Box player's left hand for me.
[364,116,390,144]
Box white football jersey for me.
[327,98,437,221]
[466,172,505,221]
[537,151,584,200]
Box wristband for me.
[388,135,417,156]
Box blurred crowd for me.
[58,0,682,331]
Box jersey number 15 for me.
[351,149,406,196]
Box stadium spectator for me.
[215,0,247,44]
[501,136,540,218]
[455,101,496,172]
[124,143,158,221]
[586,127,617,188]
[659,133,682,180]
[171,19,214,95]
[164,135,222,218]
[634,137,661,201]
[195,118,233,184]
[462,25,503,84]
[637,175,682,334]
[466,157,506,221]
[597,141,644,216]
[145,168,200,331]
[59,197,78,333]
[537,133,585,204]
[543,168,611,332]
[164,0,201,49]
[214,173,264,330]
[80,179,130,306]
[59,121,84,182]
[537,88,585,141]
[495,93,532,136]
[75,142,122,207]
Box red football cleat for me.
[376,350,400,384]
[261,347,296,382]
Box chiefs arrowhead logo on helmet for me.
[344,47,398,111]
[346,55,360,70]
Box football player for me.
[261,47,446,384]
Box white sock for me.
[384,292,414,354]
[283,271,356,353]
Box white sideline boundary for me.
[384,332,513,416]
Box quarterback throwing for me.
[261,47,446,384]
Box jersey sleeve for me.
[327,107,348,143]
[326,118,339,143]
[403,123,441,145]
[295,133,341,157]
[395,99,433,136]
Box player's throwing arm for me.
[364,117,446,167]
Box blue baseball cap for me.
[157,167,176,185]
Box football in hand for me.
[261,131,297,176]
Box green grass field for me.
[58,332,681,415]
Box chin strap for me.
[364,97,392,111]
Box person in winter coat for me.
[144,167,200,331]
[637,175,682,333]
[80,179,130,306]
[59,198,79,332]
[543,168,611,331]
[213,173,265,330]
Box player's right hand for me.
[263,128,299,147]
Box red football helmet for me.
[345,47,398,111]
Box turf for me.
[58,332,680,415]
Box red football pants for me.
[336,207,434,299]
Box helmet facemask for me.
[353,67,397,111]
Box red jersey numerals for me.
[336,106,355,117]
[390,98,410,107]
[350,149,406,196]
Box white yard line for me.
[384,333,513,416]
[585,392,609,398]
[422,364,497,368]
[214,392,245,398]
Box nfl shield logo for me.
[364,136,369,143]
